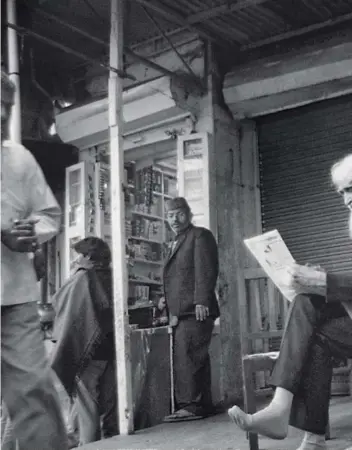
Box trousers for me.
[271,294,352,435]
[75,360,118,445]
[1,302,68,450]
[173,317,214,415]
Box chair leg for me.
[325,416,331,441]
[242,359,259,450]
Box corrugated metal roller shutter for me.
[258,95,352,273]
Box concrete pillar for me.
[196,44,248,404]
[239,120,262,268]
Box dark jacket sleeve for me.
[193,228,219,307]
[326,272,352,304]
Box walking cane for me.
[169,326,175,414]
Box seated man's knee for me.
[292,293,325,310]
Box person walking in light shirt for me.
[1,69,68,450]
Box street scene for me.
[1,0,352,449]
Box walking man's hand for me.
[1,219,39,253]
[195,304,209,321]
[158,296,166,311]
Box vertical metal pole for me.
[6,0,21,143]
[109,0,134,435]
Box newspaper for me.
[245,230,352,319]
[244,229,297,302]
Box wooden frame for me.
[64,161,95,280]
[177,132,216,233]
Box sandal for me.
[163,409,205,423]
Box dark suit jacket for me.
[163,224,220,319]
[326,273,352,320]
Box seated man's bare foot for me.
[296,432,327,450]
[228,406,253,431]
[228,404,289,440]
[296,443,327,450]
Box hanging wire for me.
[7,2,241,205]
[82,0,107,24]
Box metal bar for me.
[241,12,352,51]
[33,7,109,47]
[202,15,248,42]
[141,6,199,81]
[131,27,186,50]
[169,327,175,414]
[243,268,266,279]
[124,48,175,77]
[186,0,269,25]
[26,9,178,79]
[35,4,189,54]
[5,22,135,80]
[108,0,134,435]
[6,0,21,143]
[133,0,230,45]
[243,330,283,339]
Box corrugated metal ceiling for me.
[154,0,352,48]
[4,0,352,81]
[28,0,352,52]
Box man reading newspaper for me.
[229,154,352,450]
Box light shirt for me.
[1,141,62,305]
[171,239,178,253]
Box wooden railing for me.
[241,268,289,392]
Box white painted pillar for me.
[108,0,134,435]
[6,0,21,142]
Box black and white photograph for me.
[1,1,352,449]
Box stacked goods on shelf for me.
[135,167,153,211]
[131,240,161,263]
[126,165,177,327]
[163,174,177,198]
[123,165,135,266]
[125,219,132,238]
[153,170,162,192]
[132,217,162,242]
[128,285,150,307]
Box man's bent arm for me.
[326,272,352,304]
[194,229,219,307]
[26,152,62,244]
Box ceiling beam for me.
[202,16,249,43]
[33,7,195,66]
[241,12,352,51]
[31,8,180,79]
[186,0,269,25]
[132,0,233,46]
[141,6,200,82]
[124,48,175,77]
[5,22,136,80]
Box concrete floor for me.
[79,397,352,450]
[47,342,352,450]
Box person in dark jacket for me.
[161,197,219,422]
[51,237,118,445]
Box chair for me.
[241,268,330,450]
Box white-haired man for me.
[229,155,352,450]
[1,70,68,449]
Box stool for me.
[242,352,331,450]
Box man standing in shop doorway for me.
[1,70,68,450]
[161,197,219,422]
